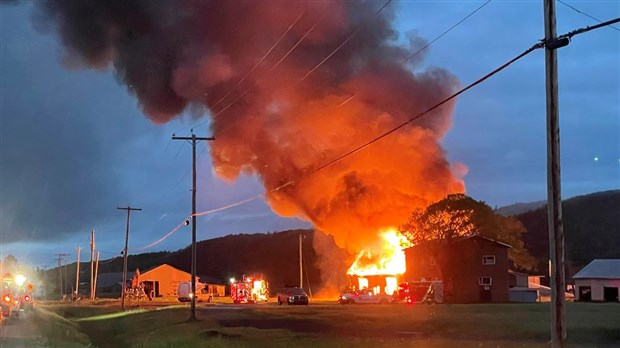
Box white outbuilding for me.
[573,259,620,302]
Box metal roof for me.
[96,272,134,288]
[573,259,620,279]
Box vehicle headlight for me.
[289,296,295,301]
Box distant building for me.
[573,259,620,302]
[404,235,511,303]
[508,270,543,303]
[96,272,134,298]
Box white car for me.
[338,291,394,304]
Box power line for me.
[558,0,620,32]
[183,0,393,133]
[132,16,619,254]
[298,0,392,83]
[557,17,620,40]
[406,0,493,62]
[209,11,306,111]
[175,12,305,135]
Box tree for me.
[1,255,18,273]
[400,194,537,298]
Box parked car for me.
[277,287,309,305]
[338,290,393,304]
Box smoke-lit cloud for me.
[22,1,466,251]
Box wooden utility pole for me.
[117,205,142,310]
[299,232,303,289]
[75,247,81,300]
[93,251,100,300]
[544,1,567,346]
[90,230,95,301]
[56,253,69,299]
[172,131,214,320]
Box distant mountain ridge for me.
[515,190,620,275]
[49,191,618,295]
[495,200,547,216]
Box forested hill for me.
[161,229,341,290]
[516,190,620,274]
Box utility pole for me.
[90,230,95,301]
[93,251,100,300]
[299,232,303,289]
[56,253,69,299]
[172,131,214,320]
[543,1,567,346]
[117,205,142,310]
[75,246,81,300]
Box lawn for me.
[40,302,619,348]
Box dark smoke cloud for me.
[27,0,465,251]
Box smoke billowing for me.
[29,1,465,251]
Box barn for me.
[573,259,620,302]
[139,264,191,298]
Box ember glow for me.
[347,228,411,277]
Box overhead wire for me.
[557,0,620,32]
[298,0,393,83]
[183,0,393,133]
[208,11,306,111]
[127,0,500,251]
[175,11,306,135]
[406,0,492,62]
[132,12,618,254]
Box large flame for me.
[347,228,411,277]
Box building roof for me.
[96,272,134,288]
[404,234,511,252]
[141,263,189,276]
[573,259,620,279]
[508,270,544,278]
[455,235,512,248]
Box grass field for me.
[40,301,619,348]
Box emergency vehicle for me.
[1,275,21,319]
[230,275,269,304]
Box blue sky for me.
[1,0,618,267]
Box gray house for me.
[573,259,620,302]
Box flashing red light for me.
[3,295,10,303]
[24,295,31,302]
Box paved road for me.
[0,310,42,347]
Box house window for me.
[482,255,496,265]
[479,277,493,286]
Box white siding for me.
[575,279,620,301]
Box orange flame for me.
[347,228,411,276]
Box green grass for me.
[38,302,620,348]
[30,306,93,347]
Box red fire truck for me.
[230,275,269,304]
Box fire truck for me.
[230,275,269,304]
[1,274,21,320]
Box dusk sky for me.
[1,0,618,268]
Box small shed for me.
[573,259,620,302]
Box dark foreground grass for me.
[41,302,619,348]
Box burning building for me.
[31,1,467,291]
[346,229,410,296]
